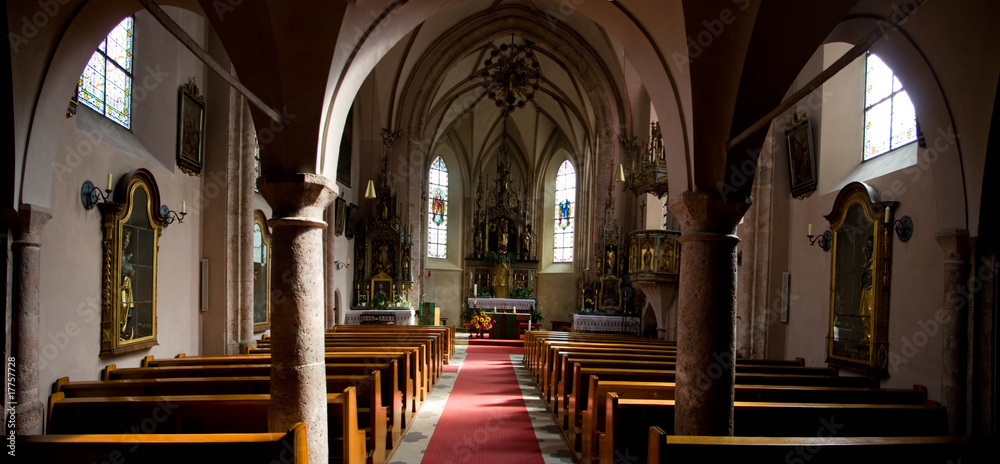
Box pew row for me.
[646,429,997,464]
[19,422,309,464]
[47,388,367,464]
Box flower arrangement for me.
[470,310,494,337]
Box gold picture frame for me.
[177,78,205,176]
[99,169,167,356]
[253,210,272,332]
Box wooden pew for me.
[556,359,862,429]
[47,388,368,464]
[19,422,309,464]
[600,394,947,464]
[135,350,420,424]
[646,429,997,464]
[55,372,391,462]
[101,361,406,448]
[578,379,931,463]
[332,325,455,365]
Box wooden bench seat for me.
[646,430,997,464]
[132,351,420,424]
[101,361,406,447]
[54,372,392,462]
[331,326,455,364]
[600,395,947,464]
[47,388,367,464]
[577,379,931,463]
[19,422,309,464]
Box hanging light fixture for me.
[478,35,541,116]
[365,179,377,199]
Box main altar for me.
[464,136,538,299]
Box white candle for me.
[884,207,890,224]
[106,173,113,191]
[181,200,186,214]
[808,223,813,236]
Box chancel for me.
[4,1,999,463]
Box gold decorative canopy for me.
[622,122,670,199]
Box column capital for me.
[669,190,750,236]
[935,228,970,264]
[257,174,337,222]
[10,204,52,244]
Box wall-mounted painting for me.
[177,78,205,176]
[334,197,346,236]
[337,107,354,187]
[785,110,817,199]
[345,203,359,239]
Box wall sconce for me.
[334,257,351,270]
[807,223,831,251]
[160,201,187,226]
[365,180,377,199]
[81,173,114,209]
[892,216,913,242]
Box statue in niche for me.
[474,230,483,254]
[605,247,616,275]
[641,242,653,271]
[522,230,531,256]
[120,230,135,341]
[858,236,875,342]
[498,222,509,254]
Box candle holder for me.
[80,180,112,210]
[808,230,832,251]
[892,216,914,242]
[160,205,188,226]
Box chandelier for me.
[478,36,541,115]
[620,121,670,199]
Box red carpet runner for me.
[421,345,543,464]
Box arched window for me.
[863,52,917,160]
[78,17,134,129]
[553,160,575,263]
[427,156,449,259]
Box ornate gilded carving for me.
[99,169,166,356]
[825,181,895,375]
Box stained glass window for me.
[864,52,917,160]
[553,160,575,263]
[427,156,449,259]
[78,17,133,129]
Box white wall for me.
[36,9,216,408]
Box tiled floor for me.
[388,340,575,464]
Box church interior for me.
[3,0,999,462]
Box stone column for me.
[258,174,336,463]
[670,191,749,436]
[238,104,256,354]
[11,204,51,435]
[936,229,970,435]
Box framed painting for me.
[345,203,359,239]
[598,276,621,312]
[371,277,393,304]
[334,197,346,236]
[177,79,205,176]
[785,111,817,199]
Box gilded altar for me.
[352,132,414,306]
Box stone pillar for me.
[10,204,51,435]
[936,229,970,435]
[670,191,749,436]
[238,104,256,354]
[258,174,336,463]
